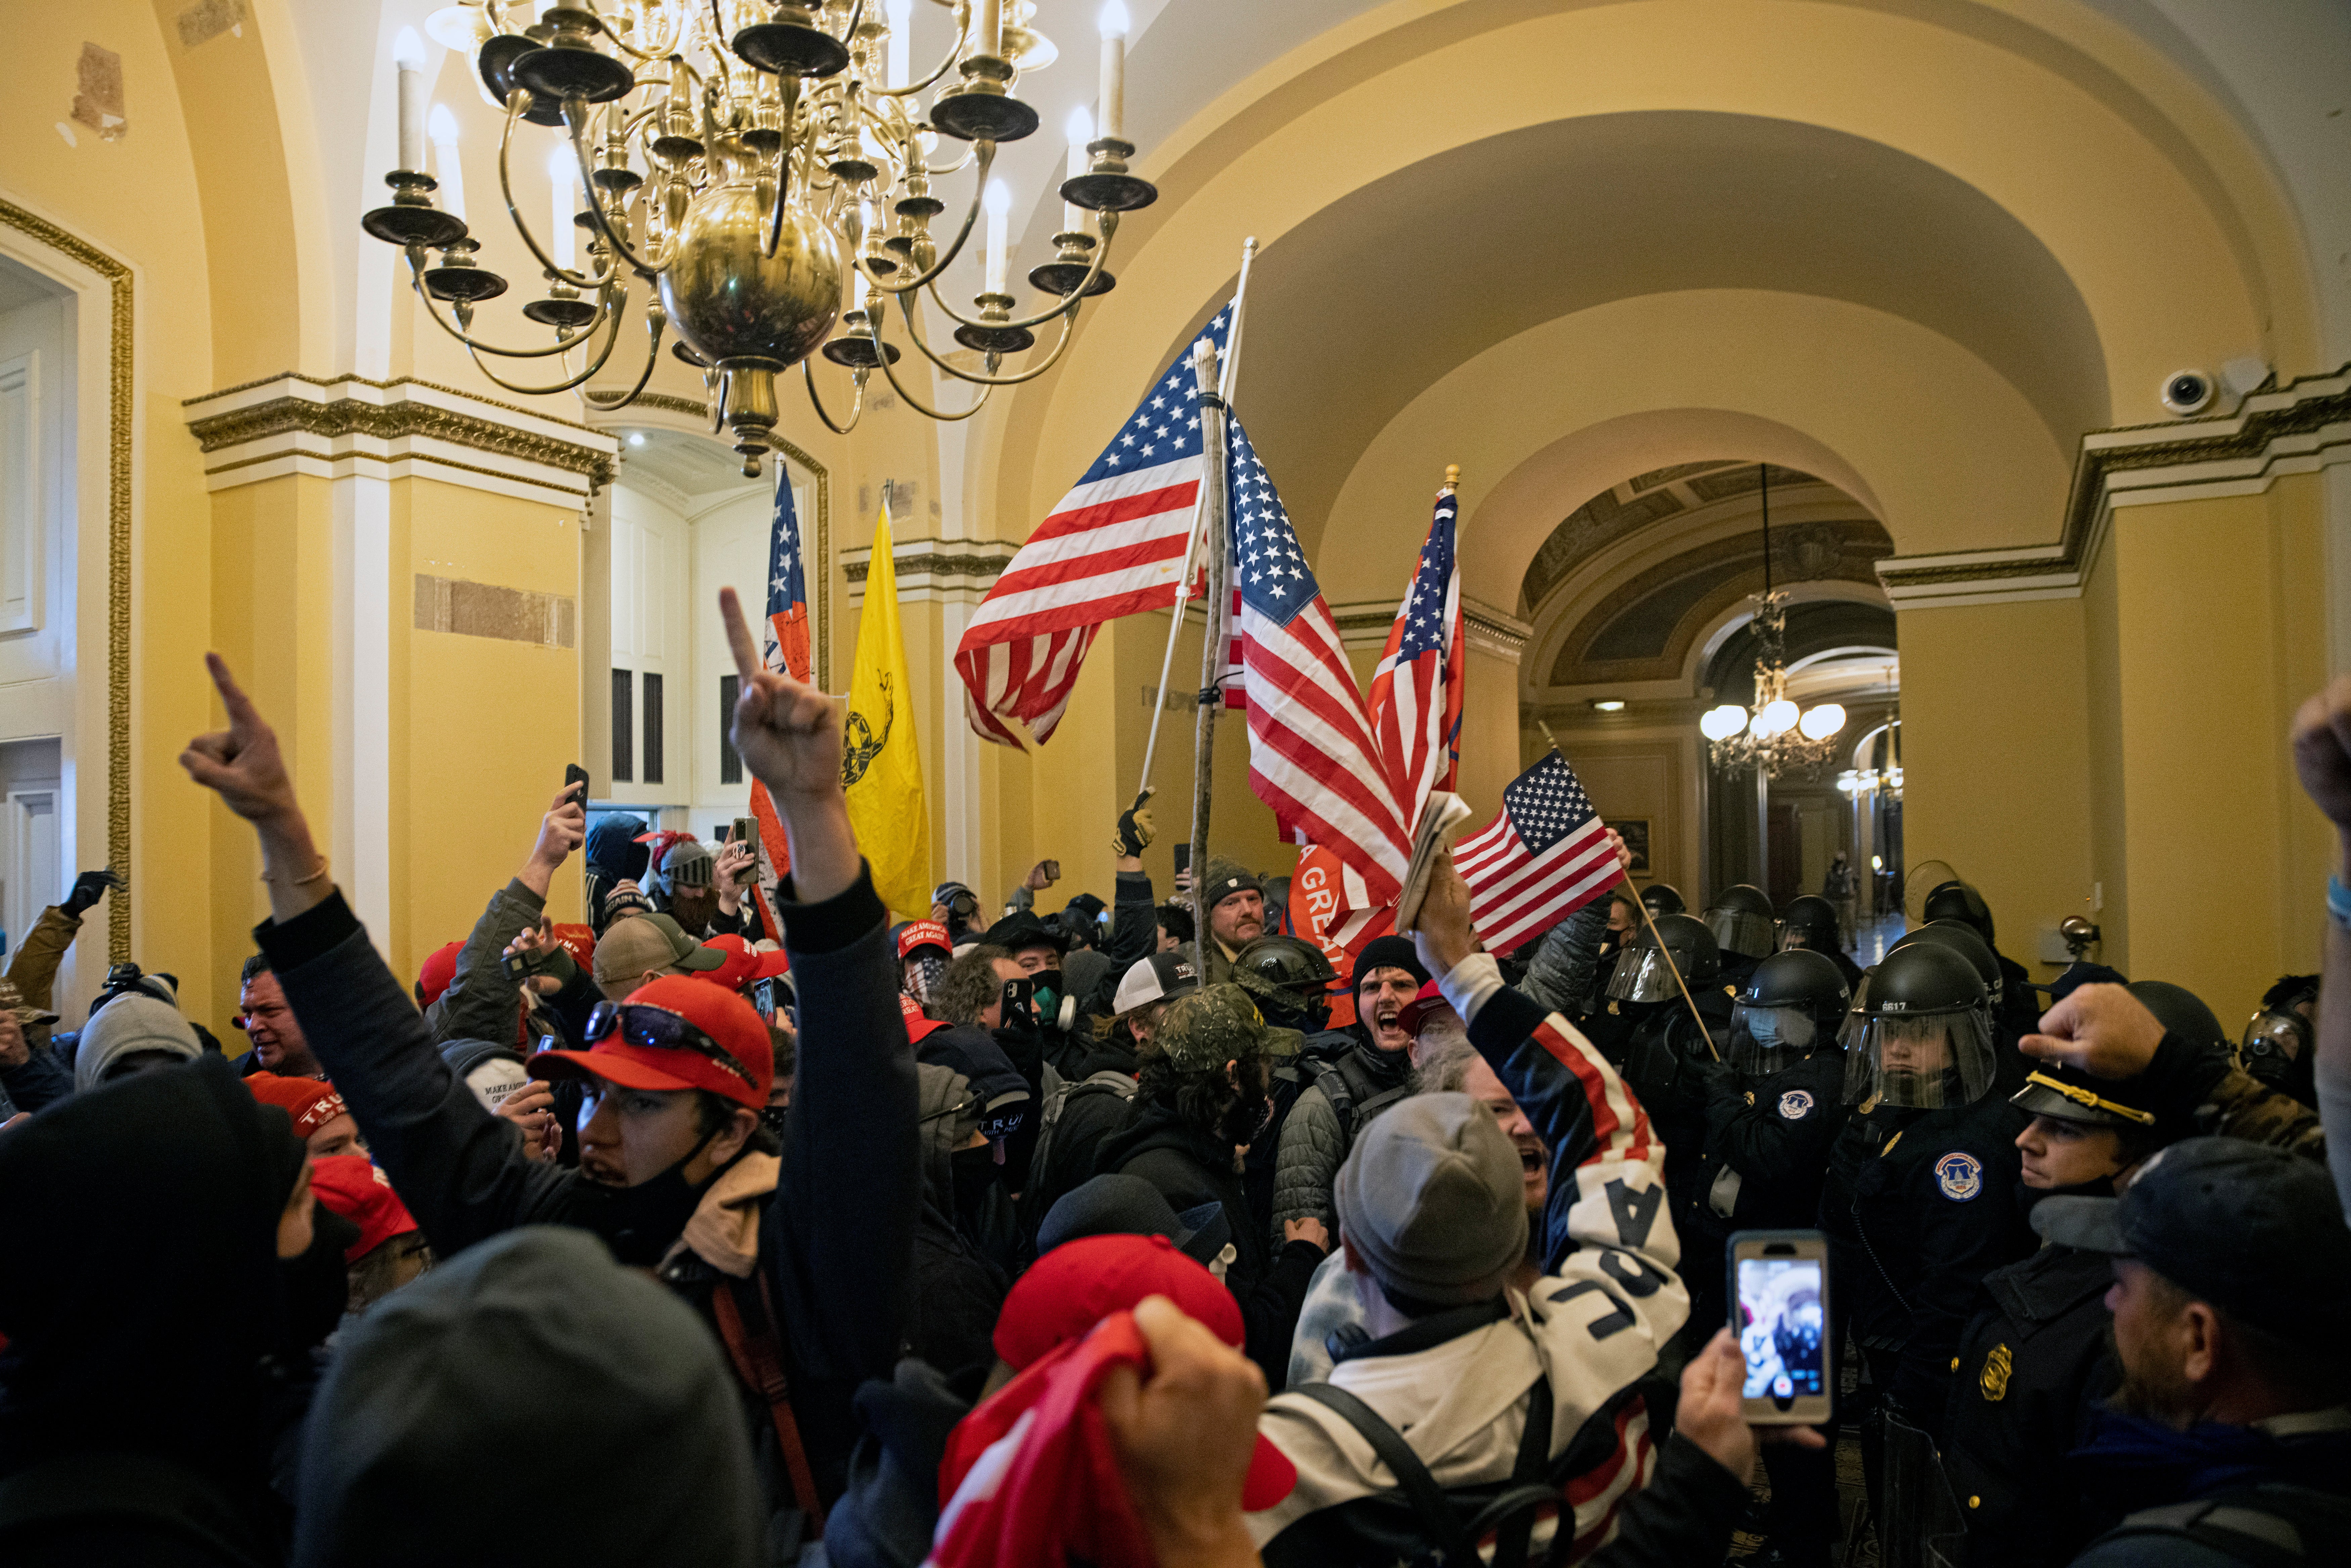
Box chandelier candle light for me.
[1698,464,1847,778]
[378,0,1159,475]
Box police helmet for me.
[1731,950,1851,1076]
[2126,980,2226,1051]
[1843,942,1998,1109]
[1606,912,1719,1003]
[1892,920,2002,1007]
[1641,882,1687,918]
[1231,935,1341,1028]
[1921,880,1996,947]
[1704,884,1777,961]
[1778,895,1844,956]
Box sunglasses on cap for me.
[583,1000,755,1090]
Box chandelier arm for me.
[868,1,970,97]
[867,320,995,419]
[799,358,868,435]
[499,90,622,293]
[581,306,670,409]
[566,107,678,279]
[580,0,682,61]
[916,215,1114,330]
[760,129,794,259]
[462,301,631,396]
[867,139,995,296]
[879,295,1079,388]
[405,253,628,359]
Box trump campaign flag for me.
[954,303,1236,746]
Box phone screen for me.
[1736,1254,1827,1406]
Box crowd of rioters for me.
[3,591,2350,1568]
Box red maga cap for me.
[897,920,952,960]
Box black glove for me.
[61,869,124,919]
[1114,787,1157,859]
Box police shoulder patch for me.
[1777,1088,1815,1120]
[1934,1151,1984,1202]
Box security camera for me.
[2160,369,2215,417]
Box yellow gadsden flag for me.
[841,505,932,920]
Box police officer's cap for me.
[2010,1057,2159,1128]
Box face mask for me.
[906,953,947,1004]
[949,1143,1002,1216]
[758,1103,789,1141]
[578,1132,717,1267]
[1032,969,1064,1024]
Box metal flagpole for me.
[1536,719,1719,1058]
[1186,337,1233,982]
[1136,237,1256,804]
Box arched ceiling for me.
[1206,109,2107,541]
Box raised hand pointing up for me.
[720,587,859,904]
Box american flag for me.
[743,471,810,939]
[1453,750,1622,954]
[954,305,1234,746]
[1368,485,1465,811]
[1222,419,1411,900]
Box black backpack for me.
[1287,1363,1600,1568]
[1017,1064,1140,1236]
[2091,1484,2351,1567]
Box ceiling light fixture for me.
[378,0,1157,475]
[1590,699,1625,713]
[1699,464,1846,778]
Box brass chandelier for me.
[1698,465,1846,779]
[367,0,1155,475]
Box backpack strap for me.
[2095,1485,2351,1568]
[712,1272,828,1538]
[1291,1381,1476,1565]
[1462,1376,1556,1568]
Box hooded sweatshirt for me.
[293,1226,764,1568]
[0,1055,314,1565]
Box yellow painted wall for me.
[2090,476,2333,1017]
[396,479,584,986]
[1898,596,2094,977]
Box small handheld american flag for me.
[1453,749,1622,954]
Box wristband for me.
[2330,876,2351,933]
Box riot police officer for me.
[1688,949,1853,1566]
[1604,914,1731,1281]
[1809,943,2033,1557]
[1778,893,1864,992]
[1892,920,2027,1088]
[1704,883,1777,988]
[1922,880,2040,1042]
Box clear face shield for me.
[1606,942,1686,1004]
[1729,1002,1819,1076]
[1837,974,1871,1053]
[1843,1006,1997,1108]
[1709,909,1776,960]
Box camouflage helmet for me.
[1153,983,1302,1073]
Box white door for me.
[4,787,57,964]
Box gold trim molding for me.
[185,374,618,496]
[0,198,133,961]
[1879,364,2351,606]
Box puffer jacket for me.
[1519,901,1611,1020]
[1269,1040,1416,1240]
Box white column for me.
[333,473,395,948]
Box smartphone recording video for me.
[1729,1229,1832,1423]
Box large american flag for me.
[1454,750,1621,954]
[1369,485,1465,813]
[744,471,810,939]
[1222,419,1411,900]
[954,306,1234,746]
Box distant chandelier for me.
[1699,465,1845,779]
[368,0,1156,475]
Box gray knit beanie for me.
[1335,1091,1529,1309]
[75,994,203,1091]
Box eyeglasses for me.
[583,1001,753,1089]
[2022,1070,2156,1126]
